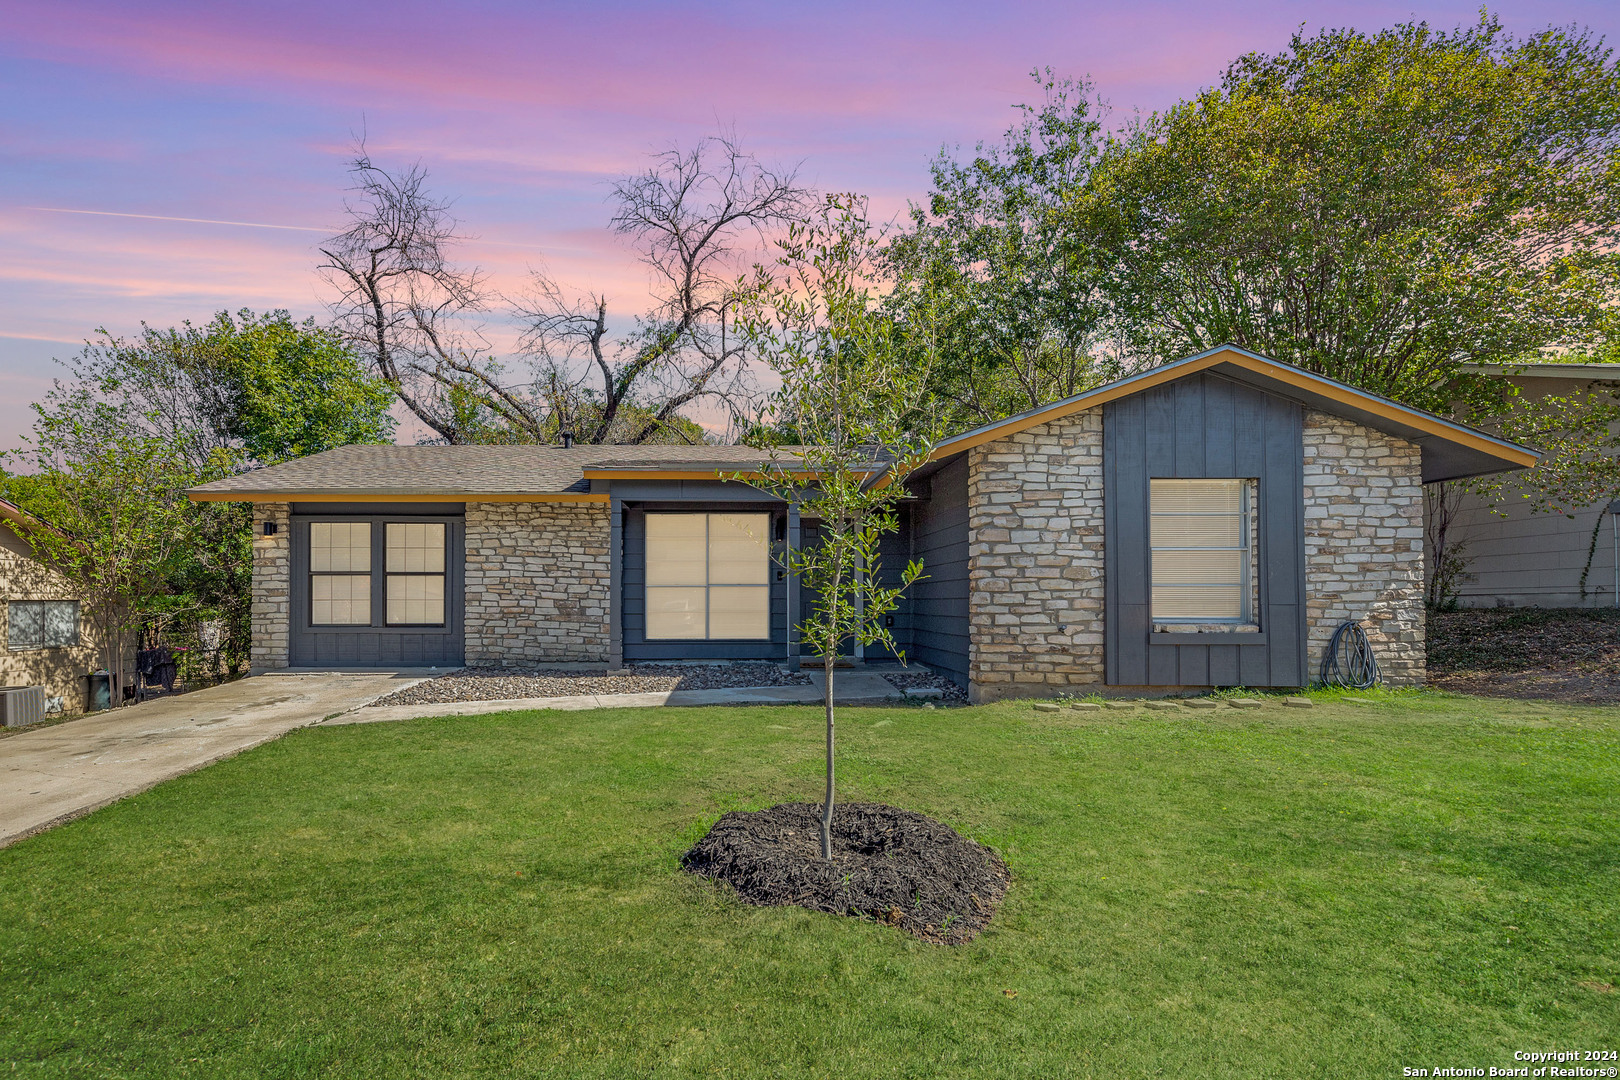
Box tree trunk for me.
[822,652,835,861]
[104,623,121,709]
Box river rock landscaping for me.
[680,801,1010,944]
[368,662,811,706]
[880,669,970,702]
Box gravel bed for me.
[369,662,811,707]
[881,670,970,702]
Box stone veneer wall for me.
[967,407,1105,701]
[251,502,291,671]
[464,501,611,665]
[1302,410,1426,686]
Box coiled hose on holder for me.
[1319,620,1380,689]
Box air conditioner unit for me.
[0,685,47,728]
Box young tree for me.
[734,196,941,861]
[5,394,193,705]
[1096,15,1620,409]
[889,71,1124,429]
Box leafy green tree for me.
[58,309,397,473]
[4,393,193,705]
[889,71,1124,429]
[735,196,940,861]
[26,310,397,673]
[1095,15,1620,409]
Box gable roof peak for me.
[930,346,1537,484]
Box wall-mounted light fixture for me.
[263,521,278,536]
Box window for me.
[7,600,78,650]
[646,513,770,640]
[1150,479,1251,622]
[310,522,372,625]
[386,523,446,626]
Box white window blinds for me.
[386,522,446,625]
[646,513,770,640]
[310,522,372,625]
[1150,479,1250,621]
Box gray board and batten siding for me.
[619,499,793,662]
[904,455,971,687]
[1104,373,1308,687]
[288,505,466,667]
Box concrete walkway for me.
[333,669,903,726]
[0,671,429,847]
[0,668,909,847]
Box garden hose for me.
[1320,620,1380,689]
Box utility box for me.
[0,685,47,728]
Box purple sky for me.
[2,0,1615,447]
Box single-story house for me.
[1429,361,1620,608]
[1,499,103,712]
[189,347,1538,701]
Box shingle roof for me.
[186,443,811,499]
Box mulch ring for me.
[681,802,1009,945]
[1427,608,1620,704]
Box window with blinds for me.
[1150,479,1252,622]
[646,513,770,640]
[310,522,372,625]
[386,522,446,625]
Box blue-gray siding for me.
[621,505,791,661]
[1103,373,1308,687]
[906,456,971,686]
[288,512,466,668]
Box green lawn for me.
[2,691,1617,1078]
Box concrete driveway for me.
[0,671,428,848]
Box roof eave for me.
[186,490,608,504]
[927,344,1539,484]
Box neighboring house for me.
[1430,362,1620,609]
[0,499,101,712]
[189,347,1536,701]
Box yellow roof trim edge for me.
[926,346,1540,469]
[187,491,611,504]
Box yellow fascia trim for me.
[186,491,612,504]
[925,348,1540,469]
[582,468,865,481]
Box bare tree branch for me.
[513,133,812,444]
[319,143,490,443]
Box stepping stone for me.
[903,687,945,700]
[1342,696,1375,704]
[1143,700,1183,711]
[1183,699,1219,710]
[1228,698,1264,709]
[1069,702,1103,712]
[1033,703,1062,713]
[1104,701,1138,710]
[1284,697,1314,709]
